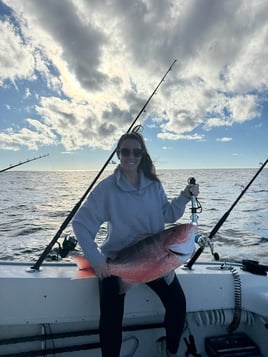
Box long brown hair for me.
[116,132,160,182]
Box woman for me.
[72,131,199,357]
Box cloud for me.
[158,132,204,141]
[206,117,231,128]
[1,0,268,152]
[0,118,57,151]
[0,19,35,84]
[216,137,232,142]
[28,0,108,91]
[33,95,138,151]
[228,94,261,123]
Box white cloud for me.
[158,132,204,141]
[206,117,232,128]
[0,118,57,151]
[1,0,268,152]
[228,95,261,123]
[0,19,35,84]
[216,137,232,142]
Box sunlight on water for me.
[0,168,267,264]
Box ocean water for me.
[0,168,267,265]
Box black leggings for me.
[98,275,186,357]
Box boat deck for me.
[0,260,267,356]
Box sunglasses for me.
[119,148,144,158]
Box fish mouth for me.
[168,248,188,256]
[167,241,194,256]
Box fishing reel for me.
[188,177,220,261]
[194,233,220,261]
[185,161,268,269]
[54,235,78,259]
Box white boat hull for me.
[0,261,267,356]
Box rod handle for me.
[185,247,204,269]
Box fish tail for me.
[72,256,96,279]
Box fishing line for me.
[30,59,177,271]
[185,159,268,269]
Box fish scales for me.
[73,223,196,287]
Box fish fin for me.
[73,255,92,270]
[72,269,95,279]
[72,256,96,279]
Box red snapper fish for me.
[73,223,196,287]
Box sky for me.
[0,0,267,171]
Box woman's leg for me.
[147,275,186,354]
[99,276,125,357]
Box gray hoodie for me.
[72,169,189,268]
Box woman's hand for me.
[94,261,111,279]
[182,183,200,199]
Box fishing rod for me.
[188,177,220,261]
[30,59,177,272]
[185,159,268,269]
[0,154,49,173]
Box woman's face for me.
[117,138,143,174]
